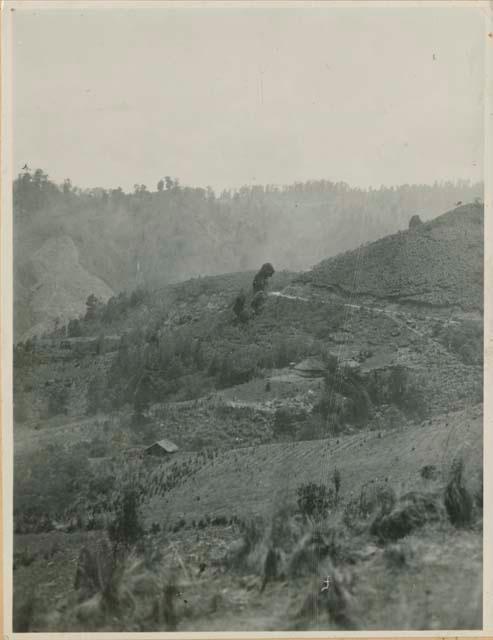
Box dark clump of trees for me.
[252,262,275,294]
[232,290,248,323]
[250,262,275,315]
[408,214,423,229]
[232,263,275,321]
[108,486,143,549]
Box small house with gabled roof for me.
[144,439,179,457]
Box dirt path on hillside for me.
[268,290,450,355]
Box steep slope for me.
[14,236,113,342]
[303,204,483,310]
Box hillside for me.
[304,203,483,310]
[144,405,482,525]
[12,202,484,632]
[13,170,483,338]
[14,236,113,341]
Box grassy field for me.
[144,404,482,526]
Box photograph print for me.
[5,1,486,633]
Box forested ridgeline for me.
[14,170,482,294]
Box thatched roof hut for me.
[293,357,327,378]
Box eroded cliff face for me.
[15,235,113,342]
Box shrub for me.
[14,547,37,569]
[370,491,444,542]
[67,318,83,337]
[436,321,483,365]
[108,487,143,549]
[250,291,267,314]
[173,517,186,532]
[74,537,116,601]
[260,548,281,592]
[68,544,181,631]
[129,286,148,307]
[14,444,92,526]
[232,290,249,323]
[420,464,438,480]
[272,408,296,438]
[225,516,265,572]
[333,468,341,503]
[85,294,104,322]
[444,458,474,527]
[216,349,258,387]
[296,482,334,519]
[318,370,373,426]
[358,481,396,519]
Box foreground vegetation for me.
[14,451,482,631]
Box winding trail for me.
[268,289,452,355]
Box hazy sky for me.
[12,5,486,192]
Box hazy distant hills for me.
[13,171,482,340]
[14,236,113,342]
[304,203,483,311]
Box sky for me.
[11,4,486,193]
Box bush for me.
[108,487,143,549]
[370,491,444,542]
[172,517,187,532]
[333,468,341,503]
[318,370,373,426]
[435,321,483,365]
[14,547,38,569]
[129,286,148,307]
[215,349,259,388]
[272,408,296,438]
[358,481,396,519]
[232,291,249,323]
[14,444,92,526]
[420,464,438,480]
[296,482,334,519]
[444,458,474,527]
[67,318,83,337]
